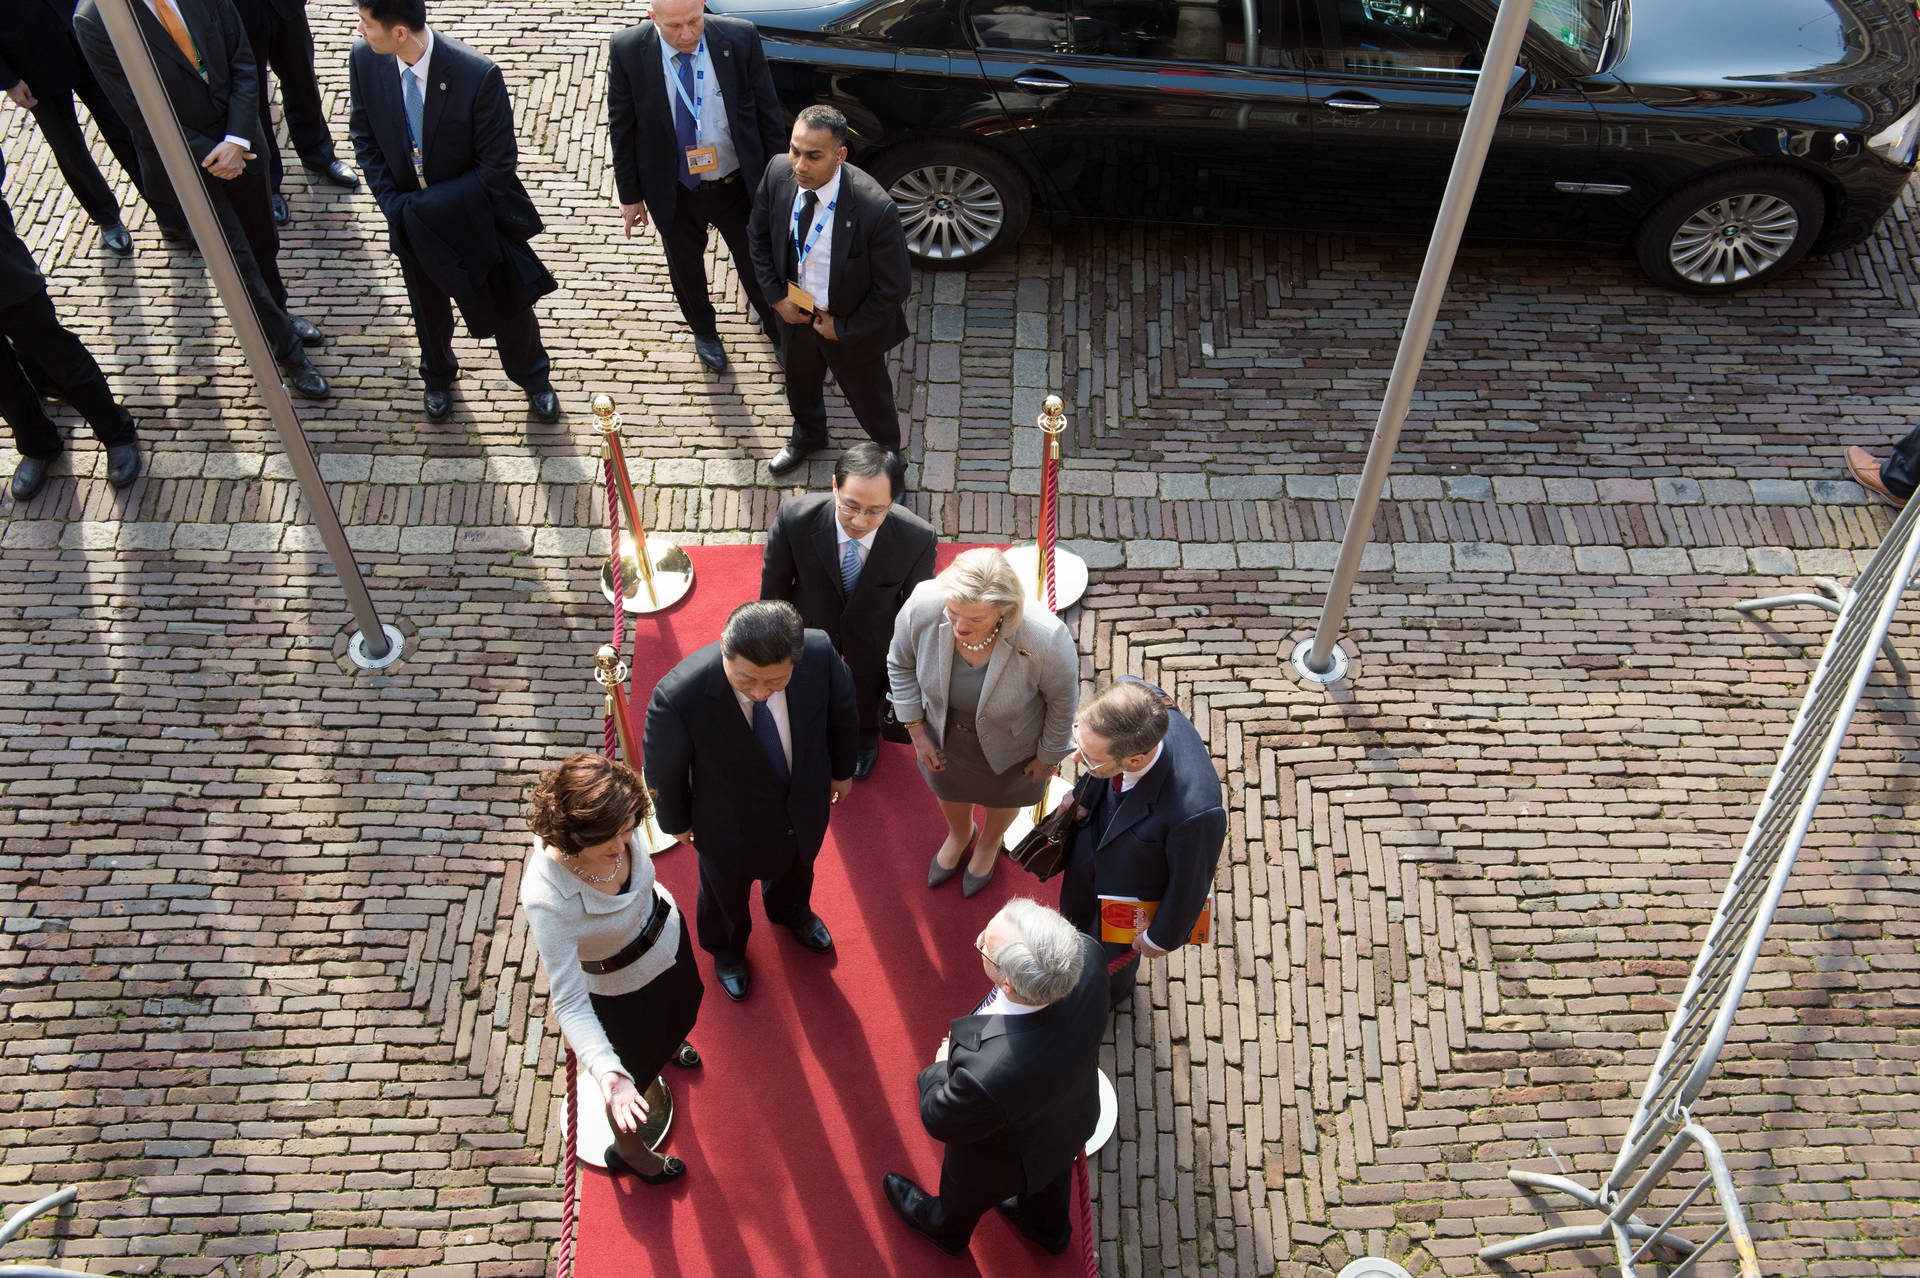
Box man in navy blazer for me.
[643,600,858,1002]
[608,0,786,372]
[348,0,559,423]
[1059,678,1226,1007]
[748,104,911,477]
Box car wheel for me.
[1634,168,1824,293]
[871,144,1031,269]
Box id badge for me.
[786,282,815,316]
[685,145,718,175]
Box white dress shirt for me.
[145,0,248,150]
[1115,741,1164,793]
[734,687,793,771]
[835,518,877,571]
[977,985,1042,1017]
[791,166,842,312]
[658,36,740,179]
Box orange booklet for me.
[1097,893,1212,946]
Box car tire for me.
[870,143,1031,269]
[1633,167,1825,293]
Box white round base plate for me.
[1087,1068,1118,1156]
[1004,543,1088,612]
[1002,775,1074,851]
[601,538,695,613]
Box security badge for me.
[685,145,718,175]
[786,281,815,316]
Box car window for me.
[840,0,966,44]
[1310,0,1484,78]
[968,0,1071,50]
[1064,0,1251,62]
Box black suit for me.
[1884,425,1920,500]
[914,931,1108,1242]
[1059,680,1227,1005]
[749,158,911,451]
[74,0,307,360]
[0,0,165,228]
[607,16,785,340]
[760,492,937,745]
[348,31,553,394]
[231,0,340,197]
[642,632,858,963]
[0,151,136,464]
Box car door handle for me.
[1322,96,1382,112]
[1013,74,1073,93]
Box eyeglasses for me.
[974,933,998,969]
[835,499,891,520]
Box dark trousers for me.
[239,0,337,195]
[783,321,901,451]
[693,844,816,964]
[1,299,135,461]
[200,163,302,361]
[929,1161,1073,1244]
[1883,423,1920,499]
[396,251,552,395]
[24,58,154,227]
[661,176,777,339]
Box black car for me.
[710,0,1920,290]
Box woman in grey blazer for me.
[888,548,1080,896]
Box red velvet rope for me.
[1039,449,1060,613]
[1074,950,1139,1275]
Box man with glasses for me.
[760,442,936,779]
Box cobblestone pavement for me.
[2,4,1917,1277]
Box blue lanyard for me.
[794,194,837,270]
[665,39,706,144]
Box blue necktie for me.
[840,539,862,597]
[752,699,790,785]
[403,69,425,172]
[674,52,698,190]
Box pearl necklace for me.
[571,851,624,885]
[956,621,1002,654]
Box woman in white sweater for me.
[522,753,703,1183]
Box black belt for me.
[579,890,669,975]
[699,171,741,187]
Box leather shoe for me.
[10,454,55,502]
[883,1173,969,1256]
[853,745,878,779]
[290,316,326,348]
[716,959,750,1002]
[769,440,816,476]
[100,222,133,256]
[962,853,998,899]
[271,194,291,226]
[528,389,561,422]
[424,389,453,421]
[787,914,833,954]
[996,1197,1071,1254]
[927,852,961,890]
[693,334,728,371]
[606,1146,687,1185]
[669,1040,701,1069]
[106,441,142,489]
[307,158,361,189]
[281,353,329,401]
[158,227,197,254]
[1846,445,1909,507]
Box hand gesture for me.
[201,140,251,181]
[772,298,809,324]
[621,201,649,237]
[601,1070,651,1134]
[1020,757,1053,784]
[811,311,839,342]
[5,82,37,110]
[912,735,947,773]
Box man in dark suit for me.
[348,0,559,423]
[2,150,143,501]
[231,0,359,227]
[643,600,858,1002]
[884,897,1107,1256]
[760,442,936,780]
[1059,678,1226,1007]
[73,0,331,400]
[607,0,785,373]
[0,0,171,255]
[748,103,911,476]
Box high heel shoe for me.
[606,1145,688,1185]
[928,824,978,889]
[961,848,1000,898]
[670,1041,701,1069]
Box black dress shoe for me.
[853,745,878,779]
[528,389,561,422]
[787,914,833,954]
[693,334,728,371]
[271,193,291,226]
[10,454,55,502]
[158,227,197,254]
[100,222,133,256]
[424,389,453,421]
[106,441,143,489]
[996,1197,1072,1254]
[716,960,750,1002]
[605,1146,687,1185]
[883,1173,969,1256]
[281,353,329,401]
[769,440,816,476]
[290,316,326,348]
[307,158,361,189]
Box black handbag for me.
[879,699,913,745]
[1008,786,1083,882]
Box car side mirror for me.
[1503,63,1534,110]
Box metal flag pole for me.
[92,0,399,669]
[1290,0,1537,686]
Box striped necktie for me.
[840,539,862,596]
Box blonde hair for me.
[938,547,1024,631]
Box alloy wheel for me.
[1667,193,1803,288]
[888,164,1005,263]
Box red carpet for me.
[573,544,1086,1278]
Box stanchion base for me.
[1005,544,1088,612]
[574,1074,674,1167]
[601,538,695,613]
[1086,1068,1117,1156]
[347,624,406,671]
[1289,637,1349,686]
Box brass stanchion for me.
[594,645,680,859]
[1005,394,1089,612]
[594,394,694,612]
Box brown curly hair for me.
[527,753,652,856]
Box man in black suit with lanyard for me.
[348,0,559,423]
[643,601,858,1003]
[748,103,911,477]
[1059,678,1227,1008]
[607,0,786,373]
[230,0,359,226]
[760,442,937,780]
[73,0,331,400]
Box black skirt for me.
[588,921,705,1087]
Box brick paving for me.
[2,4,1918,1276]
